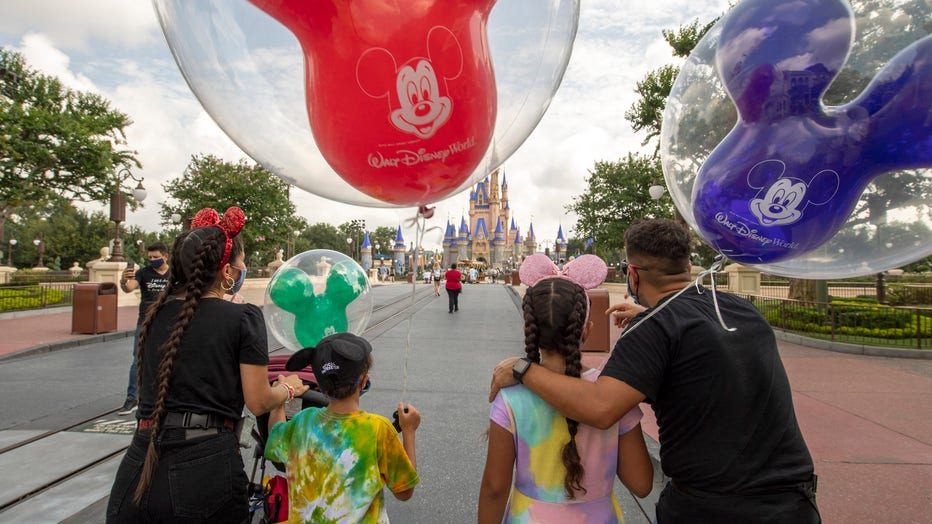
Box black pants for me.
[447,288,460,312]
[656,480,820,523]
[107,430,248,523]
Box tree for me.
[0,49,139,246]
[567,154,674,258]
[371,226,397,260]
[161,154,302,260]
[303,222,346,253]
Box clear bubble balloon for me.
[661,0,932,279]
[264,250,372,352]
[153,0,579,207]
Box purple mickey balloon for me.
[692,0,932,264]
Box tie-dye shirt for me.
[490,368,643,523]
[265,408,419,523]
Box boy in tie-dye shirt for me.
[265,333,420,523]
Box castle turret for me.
[555,225,567,262]
[525,223,537,257]
[361,231,373,272]
[393,226,406,275]
[458,217,470,261]
[492,217,506,266]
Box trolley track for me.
[0,284,437,515]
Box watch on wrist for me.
[512,358,532,384]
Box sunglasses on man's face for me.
[619,261,648,277]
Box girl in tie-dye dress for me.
[479,257,654,523]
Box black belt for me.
[137,411,235,441]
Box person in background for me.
[106,207,308,523]
[480,255,653,523]
[490,219,819,523]
[117,242,170,415]
[445,263,462,313]
[432,263,442,296]
[265,333,420,522]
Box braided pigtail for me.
[559,283,588,498]
[522,291,541,364]
[133,231,221,505]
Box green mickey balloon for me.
[268,262,367,348]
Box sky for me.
[0,0,732,251]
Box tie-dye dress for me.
[265,408,419,523]
[490,369,643,523]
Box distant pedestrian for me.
[265,333,421,522]
[432,263,442,296]
[445,263,462,313]
[116,242,171,416]
[106,207,308,523]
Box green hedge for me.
[760,300,932,339]
[0,287,70,312]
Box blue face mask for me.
[149,258,165,269]
[231,265,247,294]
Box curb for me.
[773,329,931,359]
[0,329,134,363]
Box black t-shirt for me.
[134,266,170,320]
[137,299,269,422]
[602,286,814,493]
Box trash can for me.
[72,282,118,334]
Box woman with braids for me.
[106,207,309,523]
[479,254,653,523]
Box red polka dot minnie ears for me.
[189,206,246,269]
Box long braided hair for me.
[522,277,589,499]
[132,226,243,504]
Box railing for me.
[0,271,89,312]
[741,294,932,350]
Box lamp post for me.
[136,238,145,262]
[346,236,354,260]
[108,167,147,262]
[33,237,45,268]
[7,238,15,267]
[347,219,365,260]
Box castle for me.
[439,168,568,268]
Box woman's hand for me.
[272,374,310,402]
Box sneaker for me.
[117,397,138,416]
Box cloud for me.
[0,0,732,253]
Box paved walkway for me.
[0,282,929,523]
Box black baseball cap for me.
[297,333,372,394]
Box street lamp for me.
[346,236,354,260]
[108,167,147,262]
[7,238,15,267]
[33,237,45,268]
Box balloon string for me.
[400,208,441,404]
[594,254,735,372]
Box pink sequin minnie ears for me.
[519,253,608,290]
[520,253,608,326]
[189,207,246,269]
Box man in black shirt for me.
[491,219,819,522]
[117,242,170,415]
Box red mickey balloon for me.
[248,0,497,206]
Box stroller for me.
[246,353,329,523]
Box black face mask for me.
[626,275,640,305]
[150,258,165,269]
